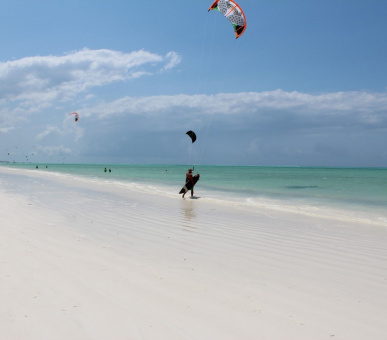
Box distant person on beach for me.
[182,169,194,198]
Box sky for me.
[1,0,387,167]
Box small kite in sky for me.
[186,130,197,143]
[69,112,79,122]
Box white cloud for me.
[84,90,387,131]
[0,48,182,130]
[163,52,182,71]
[36,125,63,141]
[0,48,181,104]
[0,127,14,134]
[36,115,84,142]
[38,145,72,156]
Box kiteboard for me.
[179,174,200,194]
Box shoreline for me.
[1,166,387,339]
[2,164,387,227]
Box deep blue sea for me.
[2,163,387,225]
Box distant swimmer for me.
[104,167,107,172]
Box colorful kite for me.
[208,0,246,38]
[69,112,79,122]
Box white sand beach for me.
[1,166,386,340]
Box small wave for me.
[285,185,319,189]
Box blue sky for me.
[1,0,387,166]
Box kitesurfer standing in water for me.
[182,169,194,198]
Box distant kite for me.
[186,130,197,143]
[69,112,79,122]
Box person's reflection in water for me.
[180,198,197,229]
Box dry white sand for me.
[1,166,386,340]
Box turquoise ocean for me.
[2,163,387,225]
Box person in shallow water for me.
[182,169,194,198]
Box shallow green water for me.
[2,163,387,224]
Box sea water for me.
[2,163,387,225]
